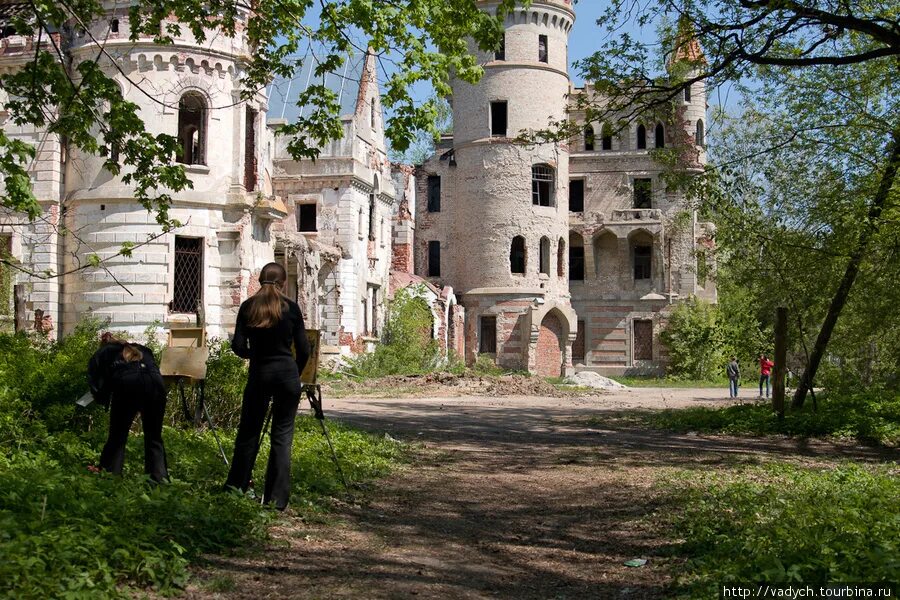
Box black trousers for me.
[99,369,169,482]
[225,370,301,509]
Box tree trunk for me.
[792,130,900,408]
[773,307,787,419]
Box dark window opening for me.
[569,245,585,281]
[538,34,548,63]
[176,93,206,165]
[684,84,691,102]
[368,193,377,241]
[584,125,594,151]
[172,236,203,313]
[298,203,317,232]
[569,179,584,212]
[633,319,653,360]
[480,316,497,353]
[633,178,652,209]
[428,241,441,277]
[636,124,647,150]
[557,238,566,278]
[495,34,505,60]
[573,320,586,361]
[634,245,652,280]
[244,107,258,191]
[510,236,526,274]
[696,119,705,147]
[371,97,376,129]
[532,164,554,206]
[490,101,508,137]
[110,19,119,33]
[427,175,441,213]
[601,123,613,150]
[655,123,665,148]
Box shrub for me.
[661,297,726,380]
[345,285,443,377]
[630,390,900,446]
[663,464,900,598]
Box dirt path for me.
[185,389,898,599]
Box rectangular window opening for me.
[298,203,317,232]
[633,319,653,361]
[244,107,258,191]
[573,320,586,361]
[427,175,441,213]
[538,34,548,63]
[634,245,652,280]
[569,246,585,281]
[633,178,652,209]
[569,179,584,212]
[495,34,505,61]
[480,316,497,354]
[428,241,441,277]
[172,236,203,313]
[490,101,508,137]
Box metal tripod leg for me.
[178,378,192,423]
[306,385,351,495]
[198,380,229,466]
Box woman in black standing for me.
[88,333,169,482]
[224,262,310,510]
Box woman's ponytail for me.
[246,262,288,328]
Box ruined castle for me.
[0,0,714,375]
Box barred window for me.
[172,236,203,313]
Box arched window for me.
[176,92,207,165]
[655,123,665,148]
[510,236,526,274]
[539,237,550,275]
[684,84,691,102]
[532,164,555,206]
[696,119,705,147]
[601,123,613,150]
[557,237,566,278]
[636,124,647,150]
[584,125,595,151]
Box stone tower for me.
[417,0,578,376]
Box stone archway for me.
[535,311,564,377]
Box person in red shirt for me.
[759,354,775,398]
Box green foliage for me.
[472,354,507,376]
[1,1,516,226]
[346,286,442,377]
[199,339,249,429]
[0,319,104,422]
[0,324,407,599]
[630,391,900,446]
[660,296,768,381]
[661,298,726,380]
[663,464,900,598]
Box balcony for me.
[610,209,662,222]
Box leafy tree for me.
[0,0,515,227]
[574,0,898,405]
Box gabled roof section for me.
[267,52,366,122]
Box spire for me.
[670,15,706,67]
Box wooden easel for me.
[159,325,229,465]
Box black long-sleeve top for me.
[87,343,160,406]
[231,298,311,377]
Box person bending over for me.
[224,262,310,510]
[88,333,169,482]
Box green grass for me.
[0,407,406,600]
[598,390,900,446]
[660,463,900,598]
[610,376,726,388]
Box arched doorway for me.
[535,311,564,377]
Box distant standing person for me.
[758,354,775,398]
[726,356,741,398]
[224,262,311,510]
[88,333,169,482]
